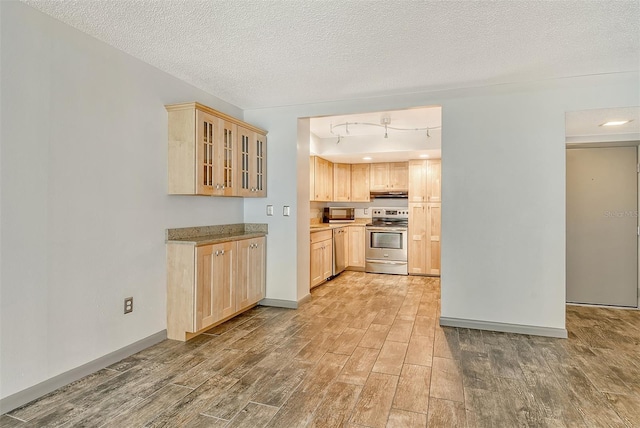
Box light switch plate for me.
[266,205,274,216]
[283,206,290,216]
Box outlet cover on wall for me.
[124,297,133,314]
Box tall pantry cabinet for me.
[408,159,441,275]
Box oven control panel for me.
[371,208,409,218]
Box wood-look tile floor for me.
[3,272,640,427]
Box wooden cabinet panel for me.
[237,237,266,309]
[322,242,333,280]
[426,160,441,202]
[408,202,441,275]
[370,162,408,191]
[195,110,216,196]
[166,102,266,198]
[167,234,267,341]
[237,126,267,197]
[408,159,440,202]
[343,227,350,269]
[195,241,235,331]
[310,240,325,287]
[370,163,390,191]
[351,164,370,202]
[409,160,427,202]
[218,119,238,196]
[348,225,366,268]
[309,156,315,201]
[408,203,428,274]
[333,163,351,201]
[311,156,334,201]
[428,203,441,275]
[389,162,408,190]
[310,231,333,287]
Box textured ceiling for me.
[23,0,640,110]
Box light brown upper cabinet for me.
[408,159,441,202]
[426,160,441,202]
[350,164,370,202]
[237,126,267,197]
[370,162,408,191]
[166,102,267,197]
[333,163,351,202]
[310,156,334,201]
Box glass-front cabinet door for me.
[195,110,217,196]
[237,126,267,197]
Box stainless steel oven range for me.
[365,208,409,275]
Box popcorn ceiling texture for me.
[22,0,640,110]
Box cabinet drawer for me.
[311,229,333,243]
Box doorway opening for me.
[303,106,443,292]
[565,107,640,308]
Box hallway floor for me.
[2,272,640,427]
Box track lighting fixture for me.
[329,114,440,143]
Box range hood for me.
[370,191,408,199]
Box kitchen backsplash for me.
[310,199,409,222]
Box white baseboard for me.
[438,317,568,338]
[0,330,167,414]
[259,298,298,309]
[297,293,312,305]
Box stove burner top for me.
[367,218,409,228]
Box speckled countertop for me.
[166,223,267,246]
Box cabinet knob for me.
[221,249,225,255]
[215,250,219,256]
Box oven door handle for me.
[366,260,407,265]
[366,227,407,232]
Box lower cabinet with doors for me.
[408,203,441,275]
[347,225,366,270]
[310,229,333,288]
[166,235,266,341]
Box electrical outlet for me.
[124,297,133,314]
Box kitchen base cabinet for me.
[195,241,235,331]
[167,236,266,341]
[347,225,366,270]
[408,203,440,276]
[310,230,333,288]
[237,237,266,309]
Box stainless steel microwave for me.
[323,207,355,223]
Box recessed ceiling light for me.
[419,154,429,158]
[362,156,372,160]
[600,120,632,127]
